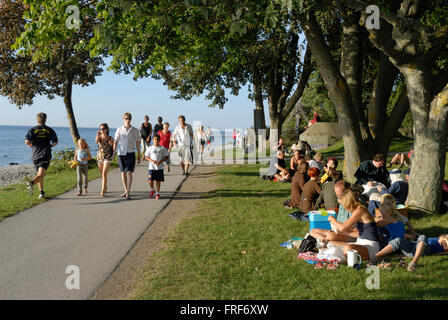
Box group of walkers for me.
[25,112,197,201]
[265,137,448,271]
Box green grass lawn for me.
[131,164,448,300]
[0,161,118,222]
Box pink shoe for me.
[149,190,155,198]
[155,194,160,199]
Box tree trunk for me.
[402,68,448,213]
[300,11,371,181]
[253,69,266,129]
[63,75,80,145]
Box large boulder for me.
[299,122,342,150]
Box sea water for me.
[0,125,232,167]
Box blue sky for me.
[0,63,265,131]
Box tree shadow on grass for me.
[219,171,262,177]
[206,189,290,198]
[414,226,448,237]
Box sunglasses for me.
[100,127,106,130]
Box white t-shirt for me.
[145,145,168,170]
[174,124,193,146]
[114,125,140,155]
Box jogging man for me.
[173,115,194,176]
[25,112,58,199]
[114,112,141,200]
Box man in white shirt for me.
[172,115,194,176]
[113,112,141,200]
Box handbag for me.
[297,234,317,253]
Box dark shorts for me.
[148,169,164,182]
[118,153,136,172]
[33,159,51,172]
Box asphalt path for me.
[0,162,191,299]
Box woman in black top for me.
[140,115,152,157]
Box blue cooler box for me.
[308,210,337,232]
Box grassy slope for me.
[132,164,448,300]
[0,162,118,221]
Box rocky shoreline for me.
[0,164,35,188]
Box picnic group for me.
[263,137,448,271]
[24,112,215,201]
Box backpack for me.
[297,235,317,253]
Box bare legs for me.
[98,161,111,196]
[33,167,47,193]
[121,171,133,197]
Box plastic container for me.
[308,210,337,232]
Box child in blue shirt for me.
[375,233,448,271]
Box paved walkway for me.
[0,163,193,299]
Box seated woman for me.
[375,234,448,271]
[311,180,358,244]
[328,189,380,261]
[289,162,310,208]
[289,150,303,177]
[299,167,322,213]
[375,201,406,249]
[387,144,413,168]
[320,157,338,184]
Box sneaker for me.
[149,190,155,198]
[185,172,190,177]
[182,171,186,176]
[26,181,34,196]
[155,194,160,199]
[39,192,45,199]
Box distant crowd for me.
[262,137,448,270]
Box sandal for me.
[326,263,339,270]
[378,261,392,269]
[407,261,418,272]
[398,259,407,268]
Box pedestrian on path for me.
[145,135,169,199]
[114,112,141,200]
[157,122,172,172]
[197,126,207,155]
[140,115,152,158]
[153,116,164,137]
[74,138,92,196]
[95,123,114,197]
[173,115,194,176]
[25,112,58,199]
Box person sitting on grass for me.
[387,144,414,169]
[311,180,359,244]
[74,138,92,197]
[289,150,303,176]
[328,189,380,261]
[374,194,417,241]
[374,234,448,272]
[375,201,406,249]
[315,171,343,211]
[320,157,338,184]
[355,153,391,188]
[268,150,291,182]
[288,162,310,208]
[145,135,169,199]
[377,169,408,205]
[299,167,322,212]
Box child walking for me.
[74,138,92,196]
[145,135,169,199]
